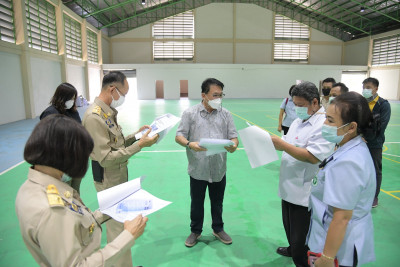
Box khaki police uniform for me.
[82,97,141,267]
[15,168,136,267]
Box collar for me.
[367,94,379,103]
[28,167,80,202]
[94,97,117,117]
[303,106,325,126]
[332,135,363,160]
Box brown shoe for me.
[185,232,201,247]
[213,230,232,244]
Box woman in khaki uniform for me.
[15,115,148,266]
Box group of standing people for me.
[275,77,391,267]
[15,71,390,267]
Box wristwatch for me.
[186,141,191,148]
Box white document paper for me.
[199,138,234,156]
[97,176,172,223]
[238,126,279,168]
[135,113,181,144]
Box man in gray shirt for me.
[176,78,239,247]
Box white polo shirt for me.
[278,107,335,207]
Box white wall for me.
[0,51,26,124]
[344,38,369,66]
[88,66,102,101]
[66,63,86,98]
[110,3,342,65]
[30,56,62,117]
[104,63,366,100]
[369,68,400,100]
[101,36,110,64]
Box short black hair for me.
[24,115,94,178]
[51,83,78,113]
[332,82,349,93]
[201,78,224,94]
[322,78,336,84]
[102,71,127,89]
[362,77,379,88]
[331,92,374,139]
[291,81,320,105]
[289,85,296,96]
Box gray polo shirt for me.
[176,102,238,183]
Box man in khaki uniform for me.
[83,71,158,266]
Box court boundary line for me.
[381,189,400,201]
[0,161,25,176]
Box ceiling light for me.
[141,0,145,5]
[360,6,365,12]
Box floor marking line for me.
[387,190,400,193]
[383,145,388,152]
[382,153,400,158]
[381,189,400,201]
[383,156,400,164]
[265,114,278,121]
[230,112,279,137]
[384,142,400,144]
[0,161,25,176]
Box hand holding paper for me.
[135,113,181,144]
[199,138,235,156]
[98,176,171,223]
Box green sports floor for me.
[0,99,399,266]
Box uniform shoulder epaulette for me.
[92,106,101,116]
[46,184,65,208]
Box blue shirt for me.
[307,136,376,266]
[280,97,297,127]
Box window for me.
[0,0,15,43]
[274,15,309,63]
[152,10,194,61]
[372,34,400,66]
[25,0,58,54]
[87,28,98,64]
[64,14,82,60]
[274,43,309,63]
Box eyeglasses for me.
[114,86,127,97]
[212,93,225,98]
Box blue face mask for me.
[362,89,373,99]
[322,123,349,144]
[329,96,335,103]
[61,173,72,183]
[295,106,311,120]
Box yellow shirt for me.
[368,95,379,111]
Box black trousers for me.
[190,175,226,234]
[282,125,290,135]
[368,148,382,199]
[282,200,310,267]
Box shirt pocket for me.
[79,214,95,246]
[108,127,122,149]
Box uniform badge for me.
[89,223,95,236]
[46,184,64,207]
[64,191,72,198]
[105,118,114,128]
[68,201,83,215]
[92,106,101,116]
[312,175,318,186]
[114,137,118,143]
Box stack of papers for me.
[135,113,181,144]
[98,176,171,223]
[199,138,234,156]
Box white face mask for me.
[207,97,222,110]
[110,89,125,108]
[65,100,74,109]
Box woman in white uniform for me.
[307,92,376,267]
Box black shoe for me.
[276,246,292,257]
[372,198,378,208]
